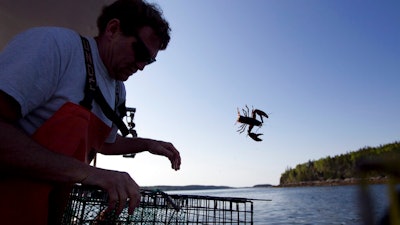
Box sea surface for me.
[168,184,392,225]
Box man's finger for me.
[128,194,141,214]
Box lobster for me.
[236,105,268,141]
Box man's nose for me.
[136,62,146,71]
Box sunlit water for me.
[168,184,390,225]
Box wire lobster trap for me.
[61,185,254,225]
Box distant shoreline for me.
[143,177,391,191]
[277,177,389,188]
[141,185,234,192]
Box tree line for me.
[280,141,400,185]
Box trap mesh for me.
[61,185,254,225]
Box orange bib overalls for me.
[0,102,111,225]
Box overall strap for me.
[79,36,96,110]
[79,36,129,137]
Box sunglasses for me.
[132,34,156,65]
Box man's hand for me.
[81,167,141,215]
[147,140,181,171]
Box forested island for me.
[141,142,399,191]
[279,141,400,187]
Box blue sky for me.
[98,0,400,187]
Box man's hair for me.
[97,0,171,50]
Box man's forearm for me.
[100,135,150,155]
[0,120,89,183]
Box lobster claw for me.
[252,109,268,123]
[249,132,263,142]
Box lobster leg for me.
[237,123,247,133]
[242,108,248,117]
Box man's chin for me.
[117,72,133,81]
[121,76,130,81]
[117,76,129,82]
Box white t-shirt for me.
[0,27,126,142]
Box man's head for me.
[96,0,171,81]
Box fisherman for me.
[0,0,181,224]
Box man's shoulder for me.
[22,26,79,41]
[24,26,77,35]
[23,27,84,57]
[4,26,81,53]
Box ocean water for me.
[168,184,391,225]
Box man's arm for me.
[0,91,21,121]
[100,135,181,171]
[0,91,140,214]
[0,91,83,181]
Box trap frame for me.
[61,185,254,225]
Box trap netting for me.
[61,185,254,225]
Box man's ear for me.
[104,18,121,39]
